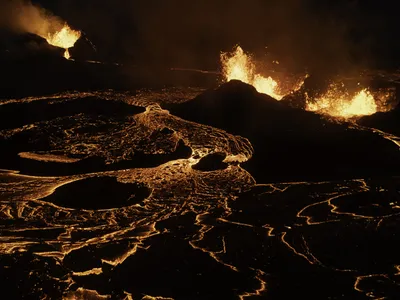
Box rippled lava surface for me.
[1,90,400,299]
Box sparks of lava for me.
[306,83,378,118]
[221,46,284,100]
[44,25,81,60]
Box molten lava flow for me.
[44,25,81,59]
[64,49,71,60]
[306,85,377,118]
[221,46,284,100]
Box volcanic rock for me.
[0,96,145,130]
[165,80,400,182]
[40,176,151,210]
[358,105,400,136]
[192,152,228,171]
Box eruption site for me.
[2,2,400,299]
[221,45,393,119]
[221,46,287,100]
[41,24,81,60]
[305,83,377,118]
[2,0,81,59]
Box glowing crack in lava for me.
[221,46,285,100]
[43,25,81,59]
[306,84,378,118]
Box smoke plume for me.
[0,0,64,38]
[2,0,399,72]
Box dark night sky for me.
[4,0,400,73]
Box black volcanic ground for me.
[1,49,400,299]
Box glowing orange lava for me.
[221,46,391,118]
[44,25,81,60]
[306,84,377,118]
[221,46,284,100]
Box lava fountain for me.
[220,46,285,100]
[220,46,393,118]
[43,24,81,60]
[306,84,378,118]
[10,1,82,60]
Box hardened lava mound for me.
[166,80,400,182]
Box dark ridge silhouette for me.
[40,176,151,210]
[165,80,326,135]
[0,33,218,100]
[165,80,400,183]
[281,74,335,109]
[0,96,145,130]
[192,152,228,171]
[358,105,400,136]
